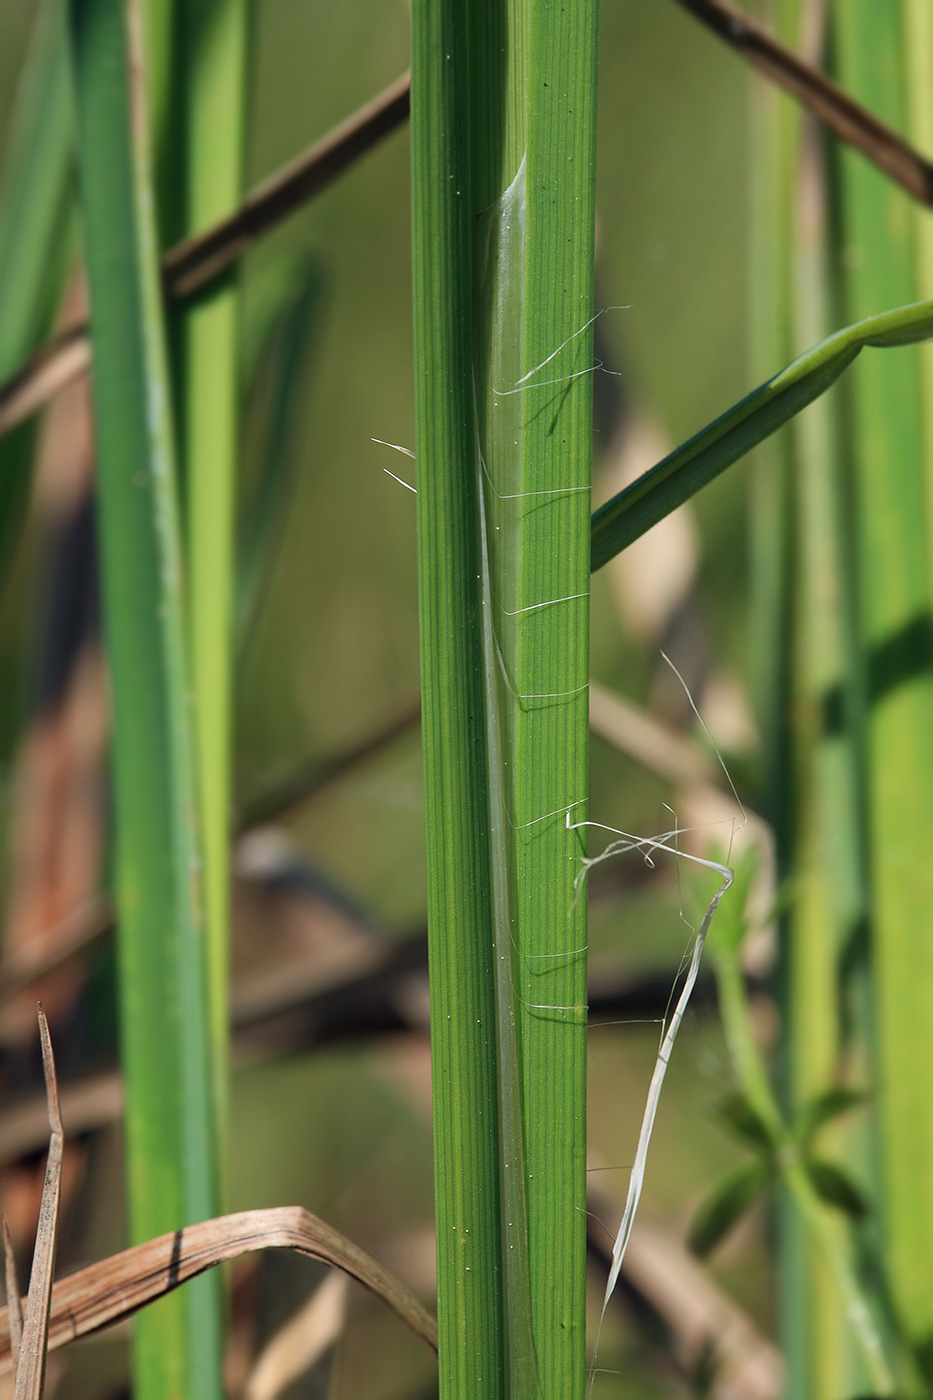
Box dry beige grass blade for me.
[13,1006,63,1400]
[3,1219,22,1377]
[586,1176,782,1400]
[0,1206,437,1374]
[244,1269,348,1400]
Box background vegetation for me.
[0,0,927,1398]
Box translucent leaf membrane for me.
[475,151,590,1398]
[475,156,535,1396]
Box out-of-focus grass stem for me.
[67,2,222,1397]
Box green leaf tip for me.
[805,1159,870,1220]
[591,297,933,572]
[716,1090,778,1151]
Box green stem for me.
[412,1,596,1394]
[180,0,249,1198]
[67,3,221,1397]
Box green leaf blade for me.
[590,299,933,573]
[688,1160,771,1259]
[67,3,221,1397]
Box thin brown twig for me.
[673,0,933,205]
[162,70,411,297]
[0,71,411,441]
[236,694,421,833]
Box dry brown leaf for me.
[2,1221,22,1378]
[13,1008,63,1400]
[0,1206,437,1374]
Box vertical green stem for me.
[67,3,221,1398]
[508,6,595,1390]
[832,5,933,1387]
[412,0,596,1395]
[714,945,894,1395]
[180,0,249,1190]
[411,3,506,1393]
[787,23,870,1391]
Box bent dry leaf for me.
[590,298,933,571]
[0,1206,437,1373]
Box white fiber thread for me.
[513,305,629,387]
[372,438,417,493]
[578,655,744,1392]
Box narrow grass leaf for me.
[804,1161,869,1221]
[413,0,597,1394]
[67,2,221,1396]
[179,0,250,1218]
[172,2,252,1389]
[833,0,933,1373]
[236,261,323,663]
[590,297,933,571]
[688,1160,771,1259]
[0,0,73,378]
[716,1092,778,1152]
[794,1088,869,1149]
[410,0,505,1390]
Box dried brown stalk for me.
[2,1220,22,1377]
[12,1007,63,1400]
